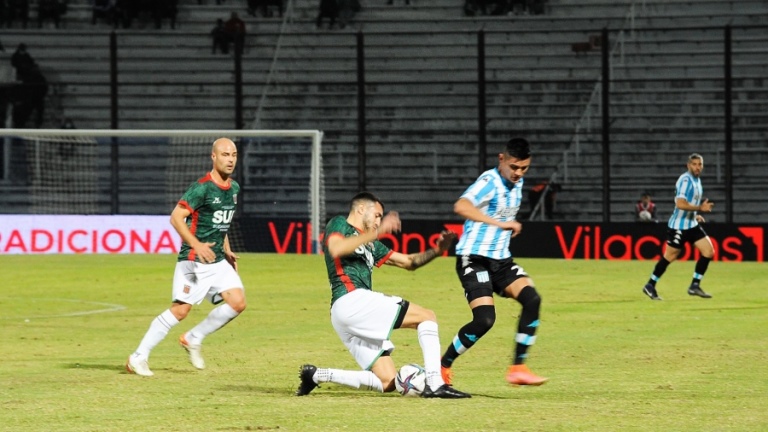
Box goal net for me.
[0,129,325,253]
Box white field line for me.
[2,298,127,320]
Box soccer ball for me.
[639,210,652,221]
[395,363,427,397]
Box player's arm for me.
[223,234,239,271]
[326,230,378,259]
[675,197,713,213]
[454,197,522,235]
[327,211,401,259]
[384,230,456,271]
[170,204,216,263]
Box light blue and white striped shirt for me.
[667,171,703,230]
[455,168,523,259]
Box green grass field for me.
[1,254,766,432]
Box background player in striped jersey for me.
[440,137,548,387]
[642,153,714,301]
[127,138,247,376]
[296,192,471,398]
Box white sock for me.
[417,320,445,390]
[314,368,384,392]
[133,309,179,359]
[186,303,239,345]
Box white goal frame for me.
[1,128,325,253]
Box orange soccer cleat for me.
[506,364,548,386]
[441,366,453,386]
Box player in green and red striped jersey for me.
[127,138,247,377]
[296,192,471,399]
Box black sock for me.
[692,256,711,285]
[648,257,671,285]
[513,286,541,365]
[441,305,495,368]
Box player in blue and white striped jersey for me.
[642,153,715,300]
[440,137,548,387]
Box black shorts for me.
[455,255,529,303]
[666,225,708,249]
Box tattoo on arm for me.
[410,248,440,270]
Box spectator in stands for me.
[37,0,66,28]
[248,0,283,18]
[154,0,178,29]
[223,11,246,55]
[528,180,561,220]
[315,0,338,29]
[635,192,658,222]
[0,41,14,127]
[337,0,359,28]
[528,0,546,15]
[91,0,116,26]
[210,18,229,54]
[60,117,76,129]
[10,43,48,128]
[5,0,29,28]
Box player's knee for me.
[230,299,247,313]
[223,288,247,313]
[425,308,437,322]
[170,305,191,321]
[516,286,541,311]
[471,305,496,332]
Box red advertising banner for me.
[2,215,763,262]
[0,215,179,254]
[253,218,765,262]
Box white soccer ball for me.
[639,210,652,221]
[395,363,427,397]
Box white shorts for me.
[330,289,404,370]
[172,260,244,305]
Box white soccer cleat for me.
[179,333,205,370]
[126,355,154,377]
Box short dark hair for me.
[504,137,532,160]
[350,191,384,213]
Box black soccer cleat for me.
[421,384,471,399]
[295,364,319,396]
[687,283,712,299]
[642,283,662,301]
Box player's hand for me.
[699,199,713,212]
[499,220,523,237]
[378,211,402,235]
[435,230,457,252]
[225,250,239,272]
[194,241,216,263]
[696,215,706,223]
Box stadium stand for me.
[0,0,766,222]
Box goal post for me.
[0,129,325,253]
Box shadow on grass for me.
[557,299,638,305]
[222,384,515,399]
[687,305,768,311]
[61,363,199,375]
[62,363,125,371]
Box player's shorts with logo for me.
[456,255,530,302]
[172,259,244,305]
[666,225,708,248]
[330,288,409,371]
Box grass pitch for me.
[1,254,766,432]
